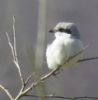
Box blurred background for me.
[0,0,98,100]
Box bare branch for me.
[24,94,98,100]
[12,16,24,86]
[13,16,18,62]
[25,73,35,85]
[0,84,13,100]
[6,16,24,86]
[78,56,98,63]
[6,16,25,100]
[6,32,15,60]
[21,67,59,96]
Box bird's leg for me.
[52,66,63,77]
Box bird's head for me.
[49,22,80,39]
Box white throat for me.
[55,32,71,38]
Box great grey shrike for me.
[46,22,83,69]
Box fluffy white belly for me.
[46,36,83,69]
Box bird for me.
[46,22,83,69]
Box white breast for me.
[46,33,83,69]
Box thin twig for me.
[6,17,24,86]
[6,16,25,100]
[78,56,98,63]
[0,84,13,100]
[25,73,34,85]
[6,32,15,60]
[25,94,98,100]
[13,16,18,62]
[22,67,60,95]
[12,16,24,86]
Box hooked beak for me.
[49,29,57,33]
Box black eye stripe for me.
[58,28,66,32]
[65,29,72,34]
[58,28,72,34]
